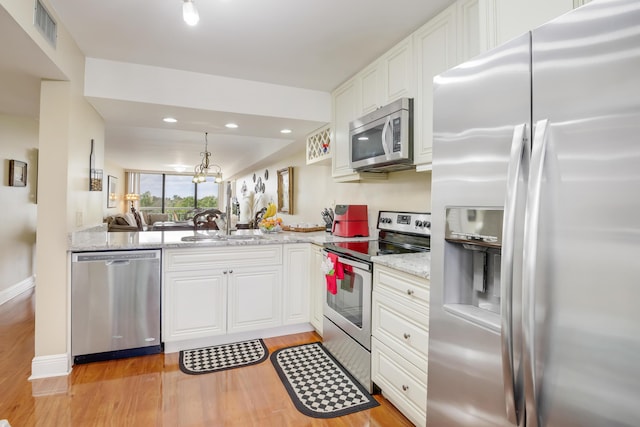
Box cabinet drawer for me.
[372,337,427,427]
[372,292,429,373]
[374,264,430,310]
[165,245,282,271]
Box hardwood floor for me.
[0,290,413,426]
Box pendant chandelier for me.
[192,132,222,184]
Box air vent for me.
[34,0,57,48]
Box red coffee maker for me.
[331,204,369,237]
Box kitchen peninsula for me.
[69,229,375,355]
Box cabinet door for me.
[381,36,414,104]
[282,244,311,325]
[310,245,325,334]
[413,5,457,170]
[457,0,481,63]
[360,62,381,115]
[163,269,226,342]
[331,78,361,179]
[489,0,573,47]
[227,265,283,333]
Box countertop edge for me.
[68,230,375,252]
[371,252,431,279]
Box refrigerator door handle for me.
[523,119,550,427]
[500,123,527,426]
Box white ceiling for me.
[1,0,455,177]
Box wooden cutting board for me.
[282,225,326,232]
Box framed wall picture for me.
[9,160,27,187]
[277,167,293,214]
[107,175,117,208]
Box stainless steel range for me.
[322,210,431,392]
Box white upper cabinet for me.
[480,0,575,50]
[413,4,458,171]
[381,37,415,105]
[457,0,482,63]
[331,78,361,180]
[360,62,381,116]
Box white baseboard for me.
[0,276,35,306]
[29,354,71,380]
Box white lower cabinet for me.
[372,264,430,426]
[372,338,428,426]
[228,265,282,333]
[309,244,324,335]
[163,245,284,344]
[164,268,227,341]
[163,244,314,349]
[282,244,311,326]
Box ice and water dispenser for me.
[443,207,503,332]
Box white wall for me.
[234,145,432,233]
[0,114,38,296]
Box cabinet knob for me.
[223,270,228,274]
[229,269,233,274]
[403,333,411,339]
[406,289,414,296]
[402,385,409,391]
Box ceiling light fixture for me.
[280,129,292,134]
[163,117,177,123]
[192,132,223,184]
[225,123,238,129]
[183,0,199,26]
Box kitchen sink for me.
[225,234,264,240]
[180,234,225,242]
[180,233,264,242]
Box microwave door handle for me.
[381,116,392,157]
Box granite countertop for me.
[371,252,431,279]
[68,229,375,251]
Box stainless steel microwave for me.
[349,97,414,172]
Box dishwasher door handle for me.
[106,260,131,266]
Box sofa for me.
[104,212,183,232]
[105,213,141,232]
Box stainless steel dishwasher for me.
[71,250,162,364]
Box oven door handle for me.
[338,256,371,272]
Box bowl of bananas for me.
[259,203,283,233]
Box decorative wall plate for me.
[264,169,269,180]
[252,173,256,182]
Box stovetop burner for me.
[324,211,431,262]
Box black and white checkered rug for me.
[270,342,379,418]
[179,339,268,375]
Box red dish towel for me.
[326,274,337,295]
[325,253,344,295]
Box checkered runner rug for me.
[270,342,379,418]
[179,339,268,375]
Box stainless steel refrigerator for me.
[427,1,640,426]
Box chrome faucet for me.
[225,181,232,235]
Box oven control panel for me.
[378,211,431,236]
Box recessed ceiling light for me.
[280,129,292,134]
[163,117,177,123]
[225,123,238,129]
